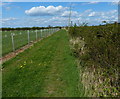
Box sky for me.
[1,1,119,27]
[1,0,120,2]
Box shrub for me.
[68,23,120,97]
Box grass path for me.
[2,29,85,97]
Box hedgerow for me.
[68,23,120,97]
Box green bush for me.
[69,23,119,69]
[69,23,120,97]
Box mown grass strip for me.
[2,29,85,97]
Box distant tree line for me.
[1,26,62,31]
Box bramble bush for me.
[68,23,120,97]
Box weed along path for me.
[2,29,85,97]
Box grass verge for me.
[2,29,85,97]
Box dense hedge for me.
[69,23,120,97]
[69,23,119,69]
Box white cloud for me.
[107,10,117,14]
[25,5,67,16]
[41,16,68,26]
[88,12,96,17]
[84,9,93,13]
[2,16,68,27]
[89,1,99,4]
[1,17,17,27]
[78,9,118,25]
[2,7,118,27]
[2,18,17,22]
[79,9,93,17]
[61,11,78,17]
[82,1,99,5]
[81,9,118,18]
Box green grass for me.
[2,29,85,97]
[2,29,56,56]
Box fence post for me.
[45,29,47,37]
[36,30,37,40]
[52,28,53,34]
[43,29,44,37]
[28,30,30,44]
[47,29,48,37]
[41,29,42,38]
[42,29,43,38]
[49,28,50,35]
[48,29,49,36]
[47,29,48,36]
[50,28,52,35]
[11,33,15,52]
[45,29,46,37]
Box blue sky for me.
[1,0,120,2]
[1,2,118,27]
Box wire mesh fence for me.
[2,28,59,56]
